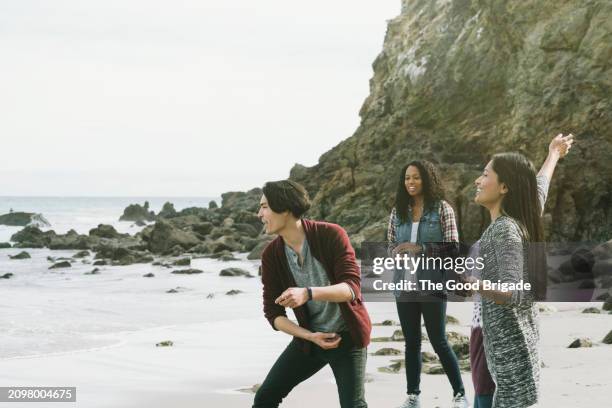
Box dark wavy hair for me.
[262,180,311,218]
[491,152,547,300]
[395,160,445,223]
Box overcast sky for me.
[0,0,399,197]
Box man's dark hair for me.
[262,180,311,218]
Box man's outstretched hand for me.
[275,287,309,308]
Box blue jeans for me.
[474,394,493,408]
[395,300,465,396]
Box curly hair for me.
[395,160,446,223]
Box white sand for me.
[0,248,611,407]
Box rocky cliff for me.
[289,0,611,246]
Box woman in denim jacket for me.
[387,160,467,408]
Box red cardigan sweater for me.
[260,218,372,352]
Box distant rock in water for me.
[89,224,127,239]
[157,202,178,218]
[0,273,13,279]
[9,251,31,260]
[208,200,218,209]
[0,212,50,228]
[0,242,11,249]
[119,201,156,223]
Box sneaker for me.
[451,393,469,408]
[397,394,420,408]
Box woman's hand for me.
[549,133,574,158]
[308,332,342,350]
[391,242,422,256]
[275,287,308,308]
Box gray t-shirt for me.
[284,240,348,333]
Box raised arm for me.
[538,133,574,181]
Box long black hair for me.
[491,152,547,300]
[395,160,445,223]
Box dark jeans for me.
[253,334,367,408]
[474,394,493,408]
[396,300,465,396]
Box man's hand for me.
[275,287,309,308]
[549,133,574,158]
[391,242,422,257]
[308,332,342,350]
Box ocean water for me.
[0,196,218,243]
[0,196,269,360]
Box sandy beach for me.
[1,247,610,408]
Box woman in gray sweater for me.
[466,134,574,408]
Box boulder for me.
[0,273,13,279]
[49,261,71,269]
[582,307,601,314]
[602,330,612,345]
[592,240,612,260]
[447,331,470,359]
[247,238,274,260]
[219,268,253,278]
[119,202,156,223]
[148,220,200,254]
[171,269,204,274]
[73,250,91,258]
[220,188,262,213]
[372,347,402,356]
[192,222,214,236]
[143,272,155,277]
[172,257,191,266]
[568,338,592,348]
[48,231,93,250]
[0,211,46,227]
[89,224,126,239]
[0,242,12,249]
[10,226,55,247]
[373,320,399,326]
[158,202,178,218]
[94,246,153,265]
[9,251,31,260]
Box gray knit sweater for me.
[480,175,549,408]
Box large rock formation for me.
[0,212,50,228]
[287,0,611,244]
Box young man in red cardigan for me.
[253,180,372,408]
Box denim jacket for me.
[392,202,446,297]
